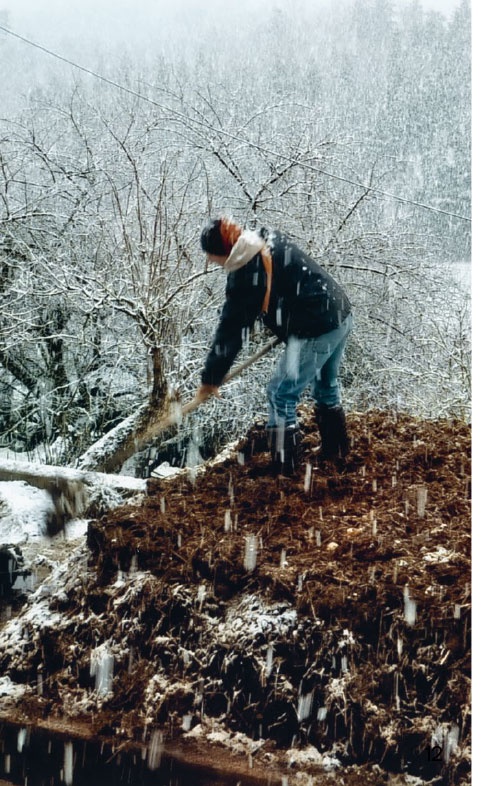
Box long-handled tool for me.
[74,335,281,475]
[133,335,281,454]
[0,336,281,534]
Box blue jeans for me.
[267,313,353,427]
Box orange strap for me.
[261,246,273,314]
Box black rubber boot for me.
[315,404,350,462]
[267,424,302,476]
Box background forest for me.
[0,0,471,474]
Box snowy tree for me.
[0,0,470,470]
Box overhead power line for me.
[0,23,471,223]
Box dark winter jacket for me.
[201,229,351,386]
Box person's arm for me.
[200,257,266,387]
[195,383,220,403]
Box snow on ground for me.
[213,593,298,647]
[0,675,26,701]
[0,468,141,708]
[0,538,89,702]
[0,480,89,544]
[0,481,54,543]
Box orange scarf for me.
[260,245,273,315]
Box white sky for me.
[0,1,476,67]
[0,0,464,42]
[0,0,463,17]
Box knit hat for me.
[201,216,273,314]
[200,219,231,256]
[200,217,244,256]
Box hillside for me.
[0,408,471,786]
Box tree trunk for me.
[74,337,280,474]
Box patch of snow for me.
[338,629,356,648]
[0,462,145,547]
[422,546,454,564]
[143,673,195,727]
[324,675,350,703]
[0,543,87,666]
[150,462,183,479]
[63,517,89,540]
[288,746,319,765]
[183,723,205,739]
[0,481,54,543]
[214,594,297,647]
[92,474,145,493]
[185,718,264,757]
[208,440,241,467]
[0,675,27,700]
[322,753,342,771]
[0,590,62,669]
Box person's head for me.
[200,217,242,265]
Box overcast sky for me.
[0,0,473,88]
[0,0,464,18]
[1,0,464,44]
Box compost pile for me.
[0,408,471,785]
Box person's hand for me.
[195,384,220,403]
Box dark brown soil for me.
[0,408,471,785]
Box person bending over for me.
[197,216,353,475]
